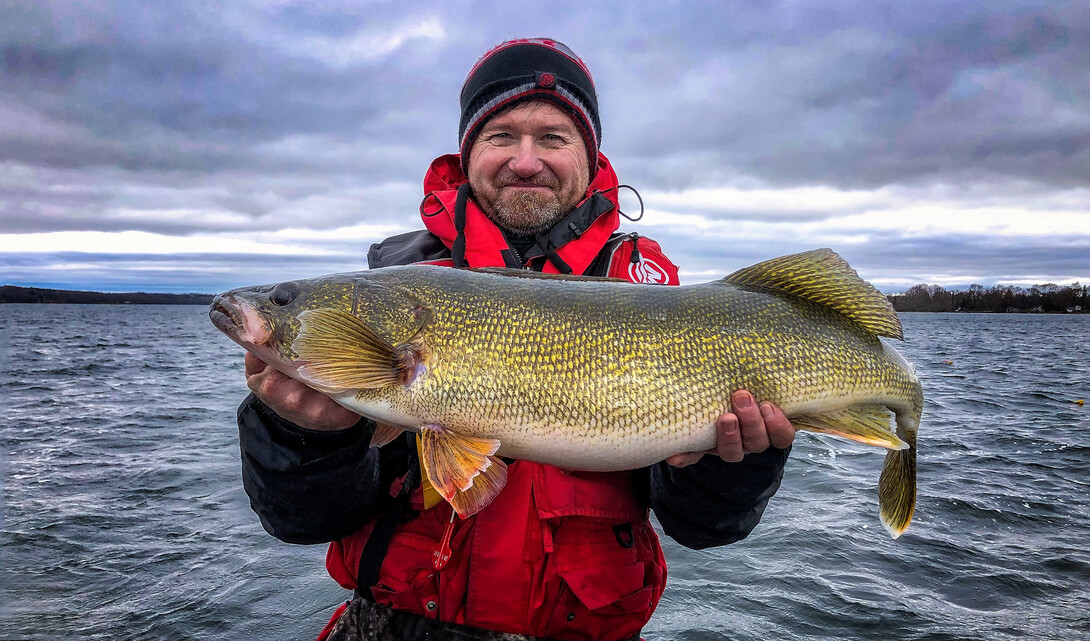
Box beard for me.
[471,169,587,235]
[489,190,565,234]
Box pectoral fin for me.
[292,309,418,390]
[791,406,909,450]
[418,425,506,517]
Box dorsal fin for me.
[722,248,903,339]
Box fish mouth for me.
[209,295,242,336]
[209,295,272,347]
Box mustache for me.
[495,170,559,189]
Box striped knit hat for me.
[459,38,601,179]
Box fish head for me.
[209,270,430,380]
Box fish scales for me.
[344,268,912,470]
[210,248,923,536]
[392,274,708,465]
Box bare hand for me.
[244,352,361,431]
[667,390,796,467]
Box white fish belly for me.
[486,421,719,471]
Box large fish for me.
[210,249,922,537]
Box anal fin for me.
[792,405,908,450]
[419,425,506,517]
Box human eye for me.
[541,133,568,147]
[486,131,514,144]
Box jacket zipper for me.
[627,232,642,264]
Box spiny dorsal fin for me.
[723,248,903,339]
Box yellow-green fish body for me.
[210,249,922,537]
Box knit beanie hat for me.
[459,38,601,178]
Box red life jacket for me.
[321,152,678,641]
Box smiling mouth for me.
[501,178,558,190]
[504,186,552,195]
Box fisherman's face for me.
[467,101,590,235]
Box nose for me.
[507,137,544,177]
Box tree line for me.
[887,283,1089,313]
[0,285,214,305]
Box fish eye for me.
[269,281,299,306]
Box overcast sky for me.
[2,0,1088,293]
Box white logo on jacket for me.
[628,258,670,284]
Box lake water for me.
[1,306,1087,640]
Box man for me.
[238,39,795,641]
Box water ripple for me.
[2,306,1088,640]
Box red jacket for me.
[321,153,679,640]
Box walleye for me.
[210,249,922,537]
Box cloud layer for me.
[1,1,1087,293]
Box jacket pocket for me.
[538,517,664,641]
[546,562,654,641]
[368,528,442,617]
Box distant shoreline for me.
[2,283,1087,313]
[1,285,214,305]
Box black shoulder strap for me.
[452,183,473,268]
[583,232,631,276]
[355,433,421,600]
[367,230,451,268]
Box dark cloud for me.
[0,160,422,236]
[1,1,454,177]
[7,0,1082,190]
[599,1,1090,189]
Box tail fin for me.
[878,415,917,538]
